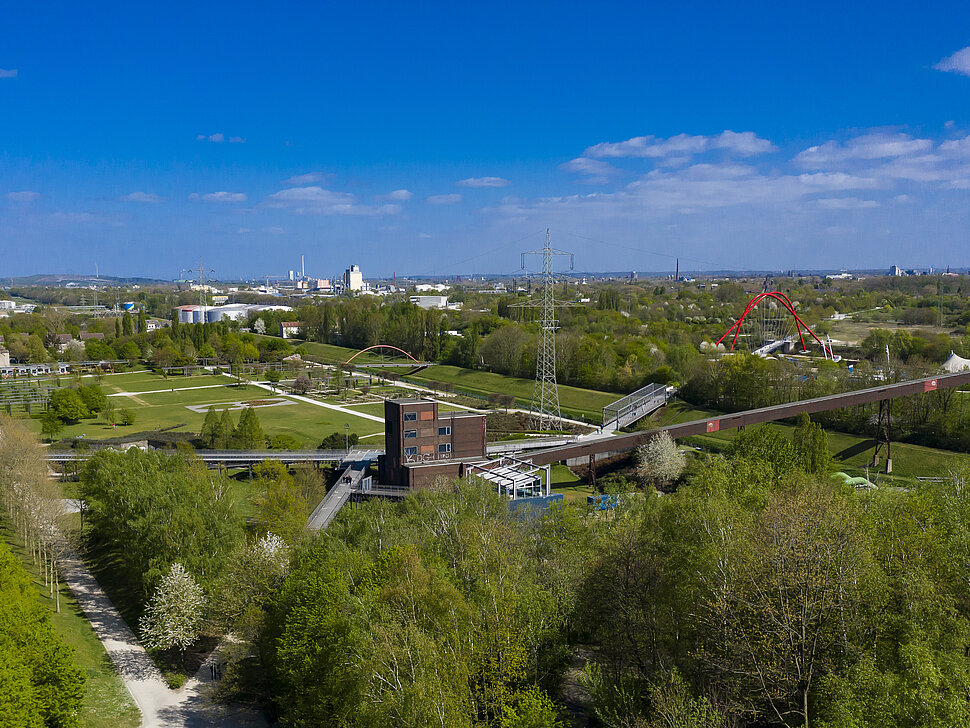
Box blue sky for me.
[3,2,970,279]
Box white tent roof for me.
[940,351,970,374]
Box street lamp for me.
[344,423,350,452]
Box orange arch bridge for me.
[716,291,832,357]
[344,344,422,365]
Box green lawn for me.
[98,371,238,394]
[254,338,622,422]
[25,380,385,448]
[659,401,970,480]
[1,519,140,728]
[402,365,620,423]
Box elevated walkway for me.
[602,382,670,431]
[307,450,376,530]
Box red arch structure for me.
[716,291,832,357]
[344,344,422,365]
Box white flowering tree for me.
[140,562,206,656]
[253,317,266,334]
[636,431,686,488]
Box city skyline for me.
[4,3,970,277]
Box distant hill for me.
[2,274,170,287]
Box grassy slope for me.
[257,336,626,422]
[0,520,140,728]
[403,365,620,423]
[655,401,969,480]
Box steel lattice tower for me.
[522,230,573,431]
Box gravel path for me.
[57,542,267,727]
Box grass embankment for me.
[401,365,619,424]
[0,519,140,728]
[257,337,623,423]
[654,401,970,481]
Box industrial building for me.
[378,398,487,489]
[173,303,293,324]
[344,264,363,292]
[409,295,455,309]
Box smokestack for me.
[675,258,679,280]
[301,255,305,278]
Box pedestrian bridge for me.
[602,382,670,431]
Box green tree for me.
[79,449,245,601]
[233,407,265,449]
[49,389,88,422]
[84,339,115,361]
[137,308,147,334]
[253,462,308,544]
[215,409,235,449]
[500,687,564,728]
[118,408,135,426]
[199,406,220,448]
[792,412,832,475]
[77,384,107,414]
[0,541,85,727]
[41,409,65,442]
[122,312,134,337]
[117,340,140,362]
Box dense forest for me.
[53,418,970,727]
[244,426,970,727]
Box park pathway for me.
[57,540,267,727]
[248,380,385,422]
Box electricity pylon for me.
[521,230,574,431]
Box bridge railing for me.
[602,382,669,430]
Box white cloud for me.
[229,136,245,144]
[935,47,970,76]
[427,193,462,205]
[814,197,879,210]
[264,186,399,215]
[189,191,247,203]
[196,133,225,142]
[237,227,252,234]
[7,191,41,202]
[491,159,888,223]
[457,177,510,188]
[795,133,933,166]
[418,233,432,239]
[378,189,414,201]
[282,172,324,186]
[120,192,162,203]
[559,157,619,184]
[584,130,776,159]
[0,69,17,79]
[265,226,285,235]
